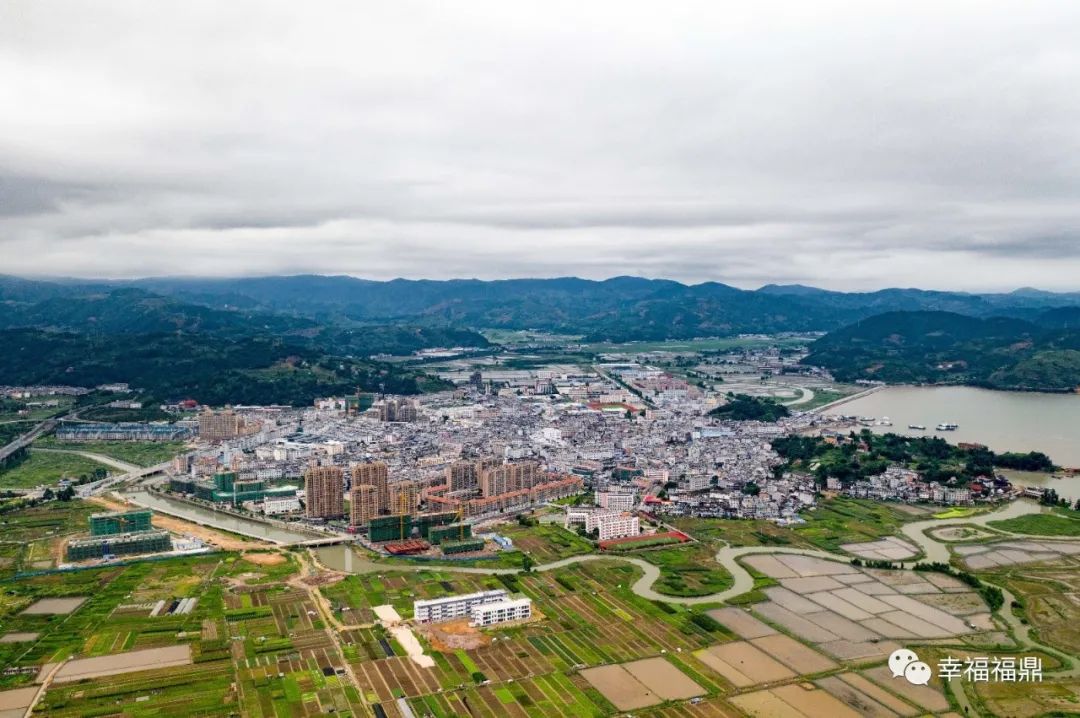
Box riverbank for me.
[123,490,321,545]
[808,385,883,414]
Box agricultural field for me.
[340,559,736,718]
[34,436,187,467]
[670,497,921,555]
[670,516,814,549]
[0,395,74,422]
[641,543,733,597]
[794,497,919,553]
[0,499,99,577]
[498,522,594,563]
[987,507,1080,536]
[0,450,112,489]
[2,551,371,717]
[984,558,1080,656]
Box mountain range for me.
[4,274,1080,342]
[803,311,1080,391]
[2,274,1079,399]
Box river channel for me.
[125,490,318,544]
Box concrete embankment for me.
[809,385,884,414]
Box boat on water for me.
[936,422,959,431]
[908,424,927,430]
[876,416,893,426]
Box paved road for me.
[0,418,57,462]
[780,386,815,406]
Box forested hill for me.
[0,283,489,405]
[802,311,1080,391]
[6,274,1080,342]
[0,328,452,405]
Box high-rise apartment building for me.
[198,408,246,441]
[389,479,419,515]
[304,465,344,519]
[378,398,418,423]
[479,461,539,497]
[446,461,478,493]
[349,484,379,527]
[352,461,389,513]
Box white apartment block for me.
[565,509,641,541]
[413,590,507,624]
[262,497,301,515]
[595,513,639,541]
[470,597,532,627]
[596,491,637,511]
[686,474,710,492]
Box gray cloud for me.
[1,0,1080,291]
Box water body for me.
[125,491,317,544]
[833,386,1080,466]
[834,385,1080,498]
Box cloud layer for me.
[2,1,1080,290]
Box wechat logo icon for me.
[889,648,933,686]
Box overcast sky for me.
[2,1,1080,291]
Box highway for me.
[0,418,58,463]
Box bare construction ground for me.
[622,657,705,701]
[0,632,39,643]
[20,597,86,615]
[841,536,919,562]
[693,641,795,687]
[53,644,192,683]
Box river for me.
[125,490,318,544]
[830,385,1080,471]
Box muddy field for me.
[21,597,86,615]
[581,657,703,709]
[956,539,1080,570]
[694,641,795,687]
[580,663,658,710]
[840,536,919,561]
[53,644,192,683]
[623,656,705,701]
[735,553,991,662]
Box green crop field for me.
[498,522,594,562]
[0,450,112,489]
[988,508,1080,537]
[640,543,733,597]
[794,496,915,552]
[670,515,813,549]
[34,436,186,467]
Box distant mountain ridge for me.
[4,274,1079,341]
[803,311,1080,391]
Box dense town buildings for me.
[170,361,834,530]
